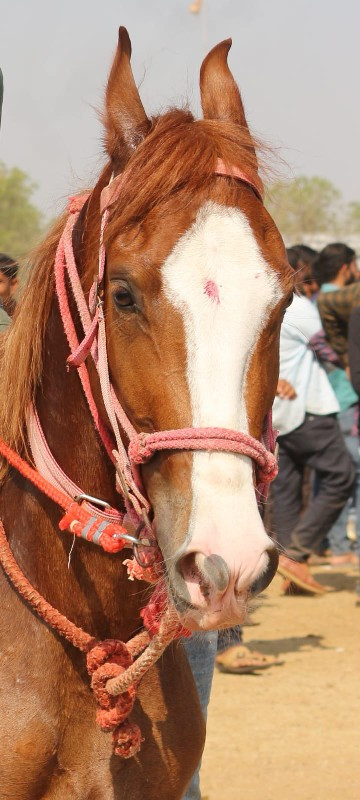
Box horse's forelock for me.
[105,108,267,245]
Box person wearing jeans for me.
[272,412,355,564]
[326,405,359,563]
[182,632,218,800]
[182,624,278,799]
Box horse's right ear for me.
[200,39,249,130]
[104,27,151,166]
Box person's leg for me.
[182,632,218,800]
[271,439,304,553]
[327,407,356,556]
[215,624,282,673]
[217,625,243,652]
[287,414,354,561]
[344,426,360,561]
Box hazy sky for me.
[1,0,359,217]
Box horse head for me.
[83,29,294,631]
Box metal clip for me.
[111,531,144,547]
[132,509,157,567]
[74,492,111,510]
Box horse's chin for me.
[170,588,249,633]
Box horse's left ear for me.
[104,27,151,165]
[200,39,250,130]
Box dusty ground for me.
[200,562,360,800]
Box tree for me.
[0,162,43,259]
[265,176,342,241]
[345,201,360,234]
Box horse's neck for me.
[9,298,142,641]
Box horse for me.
[0,27,294,800]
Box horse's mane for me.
[0,214,67,454]
[0,108,267,455]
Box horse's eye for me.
[113,287,135,310]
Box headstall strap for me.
[0,158,278,759]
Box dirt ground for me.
[200,562,360,800]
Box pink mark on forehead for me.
[204,279,220,304]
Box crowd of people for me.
[274,241,360,594]
[0,253,18,328]
[183,239,360,800]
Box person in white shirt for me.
[272,292,355,594]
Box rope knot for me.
[256,452,278,485]
[113,720,144,759]
[67,193,91,214]
[128,433,153,465]
[86,639,141,755]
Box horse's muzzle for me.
[169,543,278,631]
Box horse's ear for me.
[200,39,250,130]
[104,27,151,165]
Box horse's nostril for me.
[196,553,230,593]
[250,546,279,596]
[178,551,230,596]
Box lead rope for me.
[0,516,187,758]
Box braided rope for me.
[0,438,129,555]
[0,520,94,652]
[0,518,183,758]
[54,213,116,462]
[128,426,278,485]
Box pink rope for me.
[215,158,264,200]
[99,158,264,212]
[28,407,125,525]
[53,197,150,520]
[128,427,278,485]
[54,215,116,462]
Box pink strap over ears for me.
[100,158,264,213]
[100,173,127,214]
[215,158,264,201]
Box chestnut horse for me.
[0,28,293,800]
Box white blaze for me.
[162,202,282,564]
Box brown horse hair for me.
[105,108,269,243]
[0,107,270,462]
[0,213,67,458]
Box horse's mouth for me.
[167,577,249,632]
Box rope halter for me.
[45,157,277,544]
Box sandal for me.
[215,645,283,674]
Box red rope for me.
[0,519,94,652]
[0,438,179,759]
[0,438,128,554]
[0,517,155,758]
